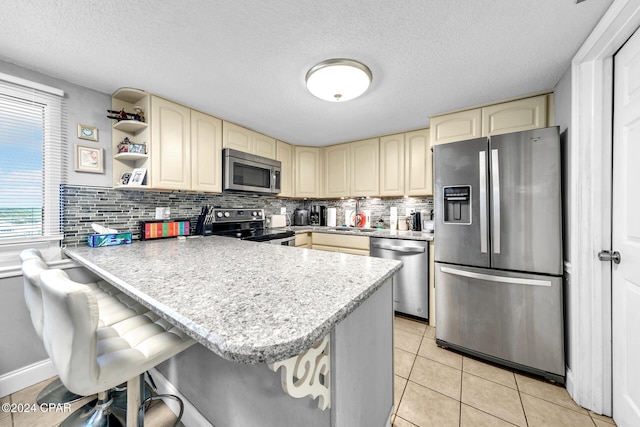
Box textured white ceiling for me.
[0,0,613,146]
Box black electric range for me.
[195,208,295,245]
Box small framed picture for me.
[128,168,147,186]
[77,124,98,141]
[129,143,147,154]
[74,145,104,173]
[120,172,132,185]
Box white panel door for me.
[613,27,640,427]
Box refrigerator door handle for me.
[479,151,488,253]
[439,266,552,287]
[491,148,501,254]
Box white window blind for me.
[0,75,66,244]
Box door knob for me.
[598,250,621,264]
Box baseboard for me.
[0,359,56,398]
[149,368,213,427]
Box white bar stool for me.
[20,249,149,407]
[39,268,195,427]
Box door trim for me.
[570,0,640,416]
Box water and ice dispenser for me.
[443,185,471,224]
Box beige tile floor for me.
[393,315,617,427]
[1,316,617,427]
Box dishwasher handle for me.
[370,242,426,253]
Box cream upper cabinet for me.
[254,131,277,159]
[276,140,294,198]
[324,143,350,198]
[405,128,432,196]
[430,109,482,146]
[294,146,322,198]
[222,121,277,159]
[379,133,405,197]
[481,95,547,136]
[222,121,251,152]
[350,138,379,197]
[191,110,222,193]
[150,96,191,190]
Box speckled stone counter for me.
[64,236,401,364]
[290,225,434,241]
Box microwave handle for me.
[273,169,281,192]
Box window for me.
[0,73,66,247]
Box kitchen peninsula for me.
[64,236,402,427]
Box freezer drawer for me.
[435,262,564,380]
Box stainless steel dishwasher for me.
[370,238,429,320]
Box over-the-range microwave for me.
[222,148,281,195]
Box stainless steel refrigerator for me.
[433,126,564,383]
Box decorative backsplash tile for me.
[62,185,432,246]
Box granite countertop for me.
[64,237,402,365]
[289,225,434,241]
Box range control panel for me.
[211,208,264,223]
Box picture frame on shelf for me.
[74,145,103,173]
[117,137,132,153]
[128,168,146,186]
[77,124,98,141]
[120,172,132,185]
[129,143,146,154]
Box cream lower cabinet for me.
[222,121,277,159]
[150,96,191,190]
[350,138,379,197]
[324,143,350,198]
[481,94,547,136]
[276,140,294,198]
[294,146,322,198]
[295,232,311,248]
[405,128,432,196]
[191,110,222,192]
[311,233,369,256]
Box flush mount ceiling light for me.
[305,59,372,102]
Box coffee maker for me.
[310,205,327,226]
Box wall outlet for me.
[155,207,170,219]
[280,207,287,215]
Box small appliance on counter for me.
[326,208,337,227]
[310,205,327,226]
[267,214,287,228]
[411,211,422,231]
[421,209,434,233]
[293,208,309,226]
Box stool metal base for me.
[36,378,85,405]
[59,393,124,427]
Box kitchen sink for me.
[326,226,378,233]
